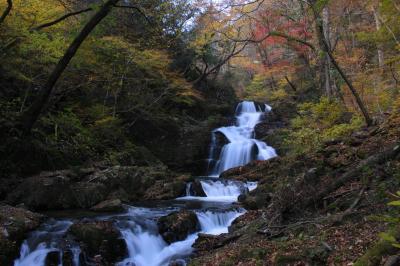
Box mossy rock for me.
[0,204,44,265]
[68,220,126,264]
[157,210,199,244]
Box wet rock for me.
[169,259,186,266]
[143,180,186,200]
[193,232,241,252]
[90,199,123,213]
[189,180,207,197]
[45,251,61,266]
[157,211,199,244]
[68,220,126,264]
[0,204,44,265]
[61,250,76,266]
[220,157,282,182]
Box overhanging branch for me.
[113,4,152,24]
[32,8,93,31]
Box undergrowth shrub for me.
[284,97,363,155]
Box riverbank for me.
[190,111,400,265]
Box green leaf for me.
[388,201,400,206]
[379,232,397,243]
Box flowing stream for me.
[14,101,276,266]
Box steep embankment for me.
[190,111,400,265]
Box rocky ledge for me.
[0,204,45,265]
[5,165,188,211]
[158,210,200,244]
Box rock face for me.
[6,165,185,210]
[68,220,126,264]
[128,114,225,175]
[0,204,44,265]
[157,211,199,244]
[188,180,207,197]
[90,199,123,212]
[143,175,188,200]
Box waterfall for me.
[208,101,277,176]
[196,210,243,235]
[117,209,242,266]
[14,220,79,266]
[179,179,255,202]
[117,220,196,266]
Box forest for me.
[0,0,400,265]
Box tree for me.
[308,0,373,126]
[19,0,120,133]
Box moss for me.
[354,227,400,266]
[275,254,304,265]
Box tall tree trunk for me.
[0,0,12,25]
[322,6,333,97]
[373,7,385,68]
[19,0,120,134]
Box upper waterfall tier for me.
[208,101,277,176]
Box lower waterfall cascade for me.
[13,101,277,266]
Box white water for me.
[209,101,277,176]
[14,220,79,266]
[179,179,256,202]
[197,210,243,235]
[117,208,243,266]
[117,221,197,266]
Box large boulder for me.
[68,220,126,264]
[0,204,44,265]
[90,199,123,213]
[157,211,199,244]
[143,180,186,200]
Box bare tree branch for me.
[32,8,93,31]
[113,4,153,24]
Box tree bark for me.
[373,7,385,68]
[322,6,333,97]
[0,0,12,25]
[19,0,120,133]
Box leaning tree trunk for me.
[0,0,12,25]
[19,0,120,134]
[310,1,373,126]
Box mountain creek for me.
[1,101,279,266]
